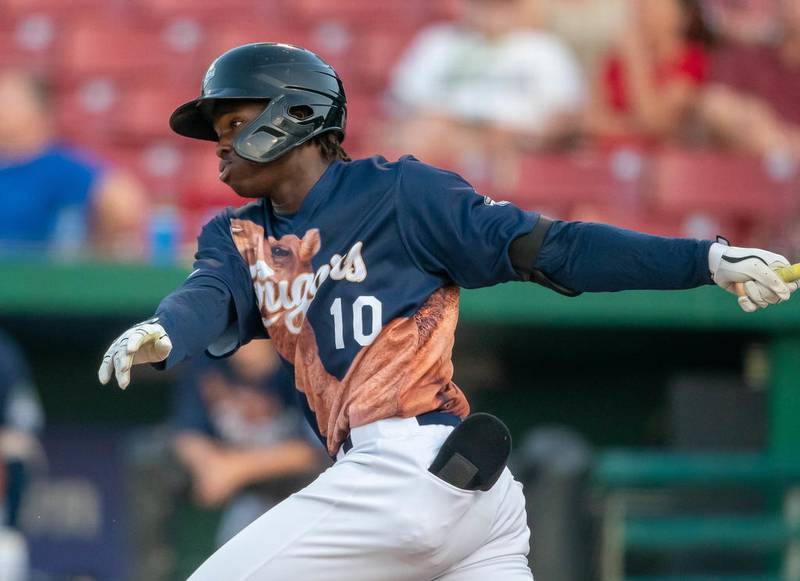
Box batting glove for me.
[98,319,172,389]
[709,241,798,313]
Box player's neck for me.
[268,153,332,215]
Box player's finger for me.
[98,351,114,385]
[126,325,154,354]
[743,281,770,308]
[787,281,799,294]
[98,341,119,385]
[114,349,134,390]
[751,261,791,300]
[154,335,173,360]
[737,295,758,313]
[746,281,781,305]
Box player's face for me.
[213,99,281,198]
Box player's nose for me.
[216,139,232,160]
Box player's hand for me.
[98,320,172,389]
[709,242,798,312]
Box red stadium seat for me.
[202,25,311,65]
[568,205,741,241]
[651,150,795,221]
[178,146,242,211]
[289,0,434,27]
[56,77,124,144]
[118,87,190,140]
[57,79,190,145]
[0,14,62,71]
[0,0,115,17]
[512,151,648,216]
[351,28,419,91]
[59,23,165,78]
[133,0,277,21]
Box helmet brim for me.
[169,99,218,142]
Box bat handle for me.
[733,263,800,298]
[776,264,800,283]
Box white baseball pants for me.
[188,417,533,580]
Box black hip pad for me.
[428,413,512,491]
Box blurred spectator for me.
[386,0,584,182]
[0,69,146,260]
[171,340,323,546]
[700,0,800,158]
[584,0,715,148]
[704,0,779,45]
[0,330,44,581]
[542,0,628,74]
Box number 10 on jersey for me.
[330,296,383,349]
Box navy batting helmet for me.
[169,42,347,163]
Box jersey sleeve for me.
[156,210,265,368]
[534,220,714,292]
[394,157,537,288]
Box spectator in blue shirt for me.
[0,69,146,259]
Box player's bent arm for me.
[511,219,795,311]
[153,274,238,368]
[99,211,265,389]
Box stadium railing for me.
[595,450,800,581]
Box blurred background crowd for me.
[2,0,800,579]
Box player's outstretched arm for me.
[520,219,797,311]
[98,320,172,389]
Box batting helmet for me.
[169,42,347,163]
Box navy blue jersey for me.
[156,155,713,455]
[166,156,535,453]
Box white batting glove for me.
[709,242,798,313]
[98,319,172,389]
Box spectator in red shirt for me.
[700,0,800,157]
[584,0,714,148]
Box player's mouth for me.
[219,161,232,182]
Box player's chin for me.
[226,178,265,199]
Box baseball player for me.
[98,43,796,580]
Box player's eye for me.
[231,119,244,129]
[271,246,290,258]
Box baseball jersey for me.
[156,155,713,455]
[161,156,534,454]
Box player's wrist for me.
[707,237,729,277]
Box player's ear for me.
[299,229,321,261]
